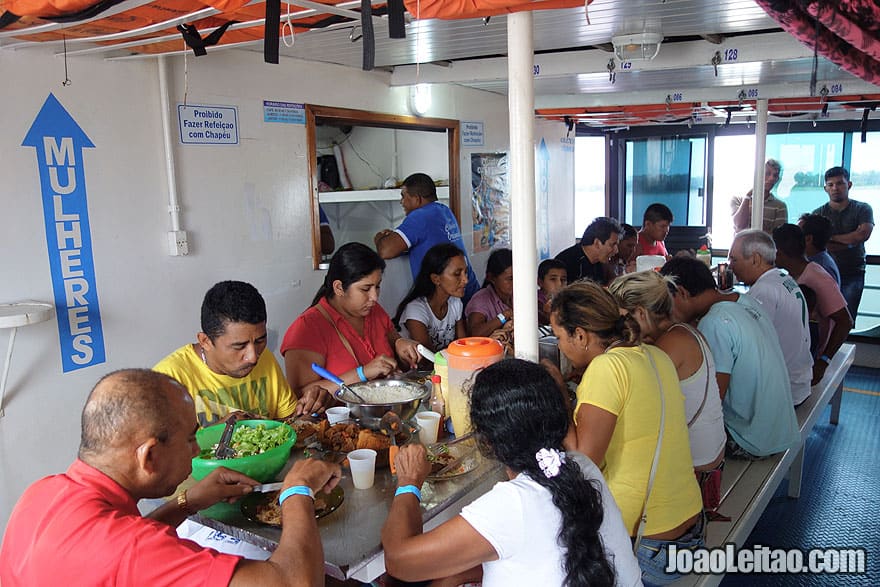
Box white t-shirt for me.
[399,296,462,350]
[459,452,642,587]
[747,269,813,405]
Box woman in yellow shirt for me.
[549,280,703,586]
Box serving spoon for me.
[310,363,368,402]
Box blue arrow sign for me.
[23,93,105,372]
[537,138,551,259]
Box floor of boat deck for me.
[722,365,880,586]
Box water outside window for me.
[574,136,606,239]
[624,136,706,228]
[712,133,844,249]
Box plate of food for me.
[284,416,319,449]
[314,418,413,467]
[240,486,345,525]
[427,437,481,480]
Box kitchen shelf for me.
[319,185,449,204]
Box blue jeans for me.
[635,514,706,586]
[839,272,865,323]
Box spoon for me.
[380,411,403,474]
[310,363,368,402]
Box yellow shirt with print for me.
[575,345,702,536]
[154,344,297,427]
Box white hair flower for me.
[536,448,566,478]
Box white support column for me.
[508,11,538,362]
[751,99,769,232]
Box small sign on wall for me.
[462,121,485,147]
[178,104,239,145]
[263,100,305,124]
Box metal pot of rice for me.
[336,378,430,429]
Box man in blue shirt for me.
[661,257,799,459]
[374,173,480,302]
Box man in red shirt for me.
[0,369,340,586]
[635,202,673,259]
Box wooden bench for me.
[677,343,856,586]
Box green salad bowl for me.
[192,419,296,483]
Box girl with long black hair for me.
[393,243,469,352]
[381,359,641,587]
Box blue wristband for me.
[278,485,315,505]
[394,484,422,502]
[820,354,832,364]
[356,365,368,382]
[497,312,507,325]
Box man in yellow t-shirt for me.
[154,281,328,427]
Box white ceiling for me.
[5,0,878,120]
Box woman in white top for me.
[393,243,468,352]
[609,270,726,472]
[382,359,642,587]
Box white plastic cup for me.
[326,406,351,425]
[415,411,442,444]
[347,449,377,489]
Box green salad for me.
[202,423,291,459]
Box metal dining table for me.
[191,451,506,582]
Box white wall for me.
[0,47,515,528]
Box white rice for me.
[342,383,423,404]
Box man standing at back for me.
[660,258,799,459]
[374,173,480,303]
[731,159,788,234]
[812,166,874,320]
[155,280,327,426]
[728,230,813,405]
[554,217,622,284]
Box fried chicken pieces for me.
[316,420,391,453]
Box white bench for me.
[677,343,856,586]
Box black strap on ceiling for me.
[0,11,21,30]
[388,0,405,39]
[177,21,238,57]
[361,0,375,70]
[265,0,280,64]
[861,103,878,143]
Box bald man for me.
[0,369,341,586]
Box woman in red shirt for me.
[282,243,420,397]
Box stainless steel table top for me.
[193,452,505,581]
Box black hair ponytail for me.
[470,359,615,587]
